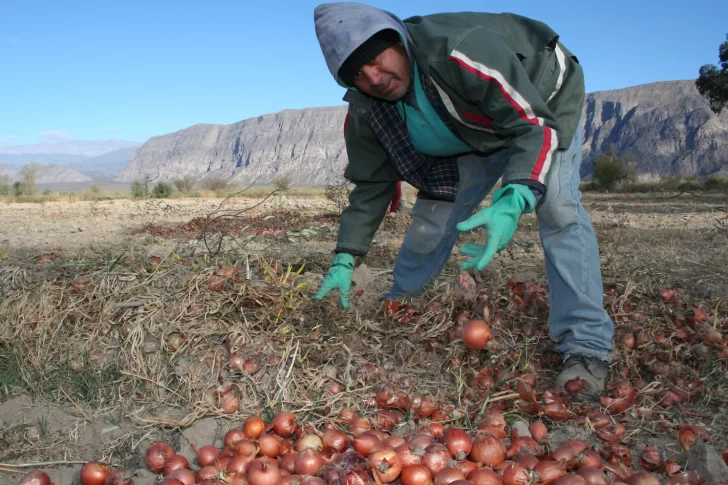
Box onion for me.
[231,438,258,457]
[244,415,267,440]
[167,469,196,485]
[502,463,531,485]
[483,412,507,437]
[469,433,506,467]
[146,441,175,473]
[368,448,403,483]
[386,435,407,449]
[625,473,659,485]
[158,479,185,485]
[271,412,298,437]
[80,462,111,485]
[553,476,587,485]
[322,428,350,453]
[411,433,435,449]
[347,416,372,436]
[397,442,425,466]
[435,467,466,485]
[19,471,52,485]
[576,468,607,485]
[221,392,240,414]
[197,466,219,482]
[401,464,434,485]
[423,443,452,475]
[354,432,382,457]
[228,454,255,475]
[517,455,539,470]
[248,461,282,485]
[259,433,283,458]
[442,428,473,461]
[462,320,492,350]
[301,477,326,485]
[163,455,190,475]
[281,475,303,485]
[225,429,247,448]
[194,444,221,467]
[533,459,566,483]
[450,481,475,485]
[573,451,603,470]
[469,468,503,485]
[294,448,323,476]
[506,437,540,458]
[529,421,547,441]
[295,433,324,452]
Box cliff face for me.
[119,81,728,185]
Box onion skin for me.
[576,468,608,485]
[294,448,323,476]
[401,464,434,485]
[502,463,531,485]
[104,470,134,485]
[19,471,52,485]
[553,476,587,485]
[322,428,350,453]
[529,422,547,441]
[625,473,659,485]
[194,444,221,467]
[368,448,404,483]
[80,462,111,485]
[259,433,284,458]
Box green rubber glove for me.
[455,184,537,271]
[314,253,355,309]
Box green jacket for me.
[337,12,585,255]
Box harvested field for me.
[0,190,727,485]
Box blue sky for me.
[1,0,725,147]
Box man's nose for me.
[360,65,383,86]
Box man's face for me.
[351,43,411,101]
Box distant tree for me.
[152,182,173,198]
[173,175,196,192]
[274,174,292,191]
[591,145,636,191]
[13,181,24,196]
[43,188,53,196]
[696,33,728,113]
[89,184,101,193]
[0,175,10,196]
[20,163,39,196]
[202,178,230,191]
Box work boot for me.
[555,355,609,398]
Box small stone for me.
[510,421,532,439]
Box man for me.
[312,2,614,395]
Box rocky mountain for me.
[0,153,89,167]
[118,80,728,185]
[0,164,92,184]
[69,146,139,179]
[0,140,142,157]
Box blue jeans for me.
[381,123,615,362]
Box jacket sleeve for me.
[335,108,400,255]
[447,27,562,197]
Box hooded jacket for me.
[314,2,585,255]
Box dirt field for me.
[0,191,726,485]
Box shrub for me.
[130,180,148,198]
[591,146,636,191]
[202,178,230,191]
[274,175,292,191]
[42,188,53,196]
[89,184,101,193]
[174,175,196,192]
[152,182,173,198]
[0,175,10,196]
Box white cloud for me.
[9,35,20,44]
[38,130,73,142]
[0,135,21,143]
[103,128,121,133]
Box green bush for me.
[42,188,53,196]
[152,182,173,198]
[130,180,149,198]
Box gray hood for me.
[314,2,410,88]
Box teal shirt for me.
[396,64,472,157]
